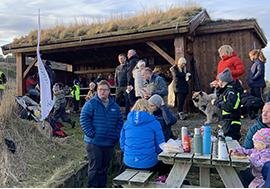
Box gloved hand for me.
[186,73,191,77]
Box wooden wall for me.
[193,30,264,94]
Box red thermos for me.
[183,135,191,153]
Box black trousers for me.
[220,119,241,141]
[128,90,138,107]
[250,87,265,102]
[72,97,79,111]
[53,104,72,125]
[176,92,187,112]
[86,143,114,188]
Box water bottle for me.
[218,125,224,137]
[203,126,211,155]
[181,126,187,147]
[218,136,227,159]
[193,128,203,155]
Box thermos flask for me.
[193,128,203,155]
[203,126,211,155]
[218,136,227,159]
[181,126,187,147]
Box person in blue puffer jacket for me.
[80,80,123,188]
[120,98,166,173]
[247,49,267,102]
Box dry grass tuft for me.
[12,1,202,45]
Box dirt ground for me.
[170,112,257,187]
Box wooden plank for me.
[158,151,176,163]
[146,41,175,65]
[189,9,207,34]
[226,140,250,168]
[16,53,26,96]
[193,154,211,165]
[174,151,194,163]
[200,167,210,187]
[174,36,185,65]
[129,171,154,187]
[215,165,244,188]
[74,68,115,74]
[113,170,138,186]
[164,162,192,188]
[23,55,39,78]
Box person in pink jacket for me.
[232,128,270,188]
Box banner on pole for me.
[37,10,54,120]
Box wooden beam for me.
[23,55,40,78]
[146,41,175,65]
[16,53,26,96]
[74,68,115,74]
[174,36,185,64]
[189,9,208,34]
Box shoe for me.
[71,120,76,128]
[178,112,186,120]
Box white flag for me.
[37,10,54,120]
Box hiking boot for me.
[71,120,76,128]
[178,112,186,120]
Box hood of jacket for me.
[126,111,156,126]
[222,51,237,61]
[129,54,139,61]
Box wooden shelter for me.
[1,9,267,112]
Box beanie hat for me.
[73,79,80,85]
[178,57,187,64]
[218,68,233,83]
[252,128,270,145]
[148,94,163,109]
[137,60,146,67]
[53,83,60,92]
[45,60,51,66]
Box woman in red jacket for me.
[215,45,245,82]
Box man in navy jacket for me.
[80,80,123,188]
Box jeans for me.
[28,89,39,96]
[86,143,114,188]
[115,86,130,116]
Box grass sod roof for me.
[2,6,203,50]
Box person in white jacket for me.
[133,60,147,99]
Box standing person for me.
[170,57,191,120]
[115,53,130,118]
[85,82,96,102]
[247,49,267,102]
[153,66,166,81]
[213,45,245,84]
[120,98,166,175]
[127,49,139,106]
[70,79,80,113]
[211,68,243,141]
[52,83,75,128]
[141,67,168,103]
[148,94,177,141]
[0,71,7,100]
[133,60,146,99]
[44,60,56,86]
[80,80,123,188]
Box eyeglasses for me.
[98,88,110,92]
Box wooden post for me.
[16,53,26,96]
[174,36,185,64]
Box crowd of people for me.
[1,45,266,187]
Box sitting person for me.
[148,94,177,141]
[241,89,264,120]
[85,82,96,101]
[52,83,75,128]
[96,73,103,84]
[120,98,166,175]
[108,73,115,86]
[25,71,39,98]
[232,128,270,188]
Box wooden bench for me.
[113,169,154,187]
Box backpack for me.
[47,117,68,137]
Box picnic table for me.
[114,140,250,188]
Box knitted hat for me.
[252,128,270,145]
[178,57,187,64]
[53,83,60,92]
[218,68,233,83]
[73,79,80,85]
[137,60,146,67]
[148,94,162,108]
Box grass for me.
[11,0,202,45]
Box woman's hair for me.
[131,98,153,114]
[132,60,146,73]
[249,49,267,63]
[218,45,234,56]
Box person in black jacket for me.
[211,68,243,140]
[126,49,139,106]
[45,60,56,86]
[115,53,130,118]
[170,57,191,120]
[148,94,177,142]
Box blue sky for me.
[0,0,269,80]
